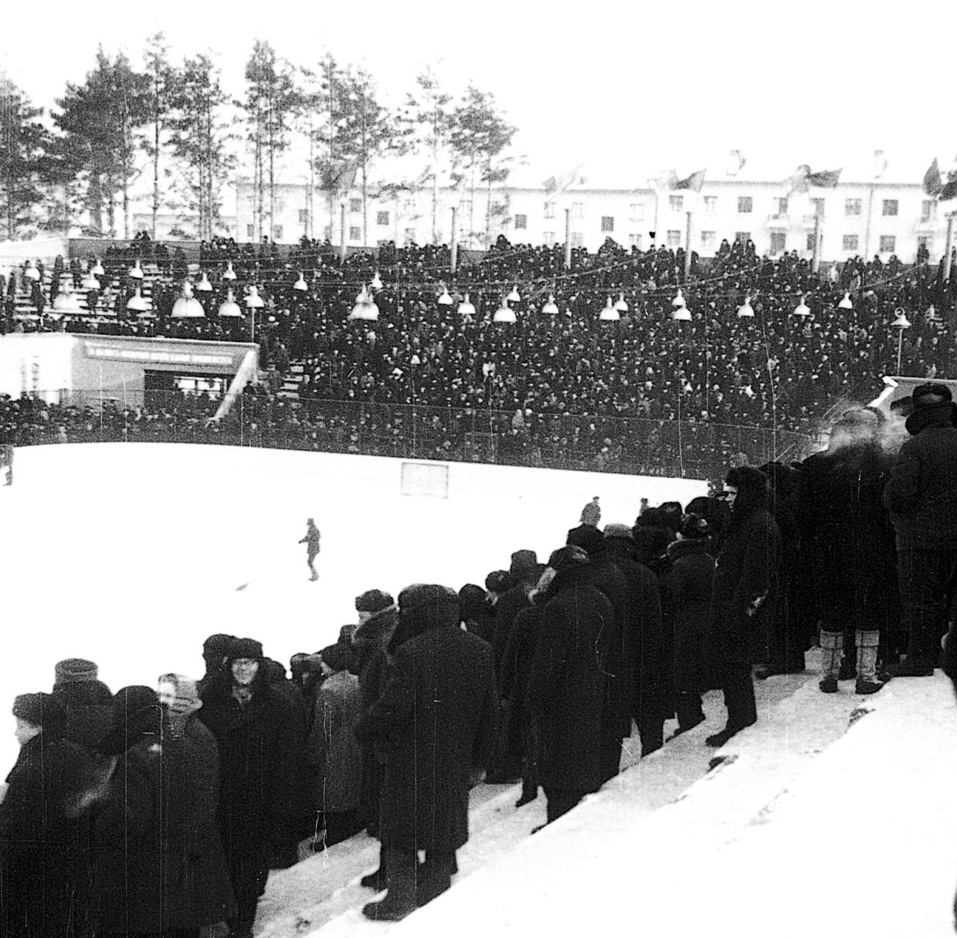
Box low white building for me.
[234,150,955,263]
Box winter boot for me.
[856,629,886,694]
[819,630,843,693]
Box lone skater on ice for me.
[300,518,321,581]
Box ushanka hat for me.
[228,638,264,661]
[54,658,99,684]
[13,692,65,730]
[355,589,395,614]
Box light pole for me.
[892,307,911,375]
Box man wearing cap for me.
[884,383,957,676]
[1,692,97,938]
[360,584,498,921]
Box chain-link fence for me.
[6,390,814,481]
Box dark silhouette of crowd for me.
[3,234,957,477]
[10,380,957,932]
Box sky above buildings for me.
[2,0,956,188]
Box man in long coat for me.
[360,584,498,922]
[526,546,614,824]
[706,467,782,747]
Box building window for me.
[770,232,786,254]
[843,234,859,251]
[544,201,556,219]
[734,231,750,244]
[921,200,936,222]
[349,197,362,213]
[601,216,614,232]
[629,203,645,221]
[882,199,898,216]
[514,213,527,229]
[702,196,717,215]
[571,232,584,247]
[880,235,896,253]
[273,225,283,241]
[628,233,642,248]
[246,224,255,239]
[572,202,585,220]
[377,211,390,226]
[666,229,682,248]
[737,196,752,213]
[845,198,862,216]
[349,226,362,241]
[700,231,716,250]
[669,195,684,212]
[811,198,825,217]
[298,209,309,223]
[543,231,556,246]
[777,198,788,215]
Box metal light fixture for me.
[219,289,242,317]
[195,271,213,292]
[222,261,237,281]
[24,261,40,282]
[542,294,559,315]
[126,287,148,313]
[370,270,383,290]
[82,270,100,291]
[437,283,453,306]
[91,258,105,277]
[672,288,687,308]
[457,292,476,318]
[614,292,628,312]
[129,260,144,280]
[599,297,620,321]
[672,304,692,322]
[891,308,911,330]
[349,285,379,321]
[293,271,308,292]
[737,296,755,318]
[507,284,521,303]
[493,297,516,323]
[245,285,265,309]
[172,281,205,317]
[792,295,810,317]
[838,291,853,309]
[53,286,81,313]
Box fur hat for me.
[548,544,590,571]
[228,638,264,661]
[603,523,634,542]
[912,383,953,408]
[203,634,236,658]
[355,589,395,614]
[485,570,511,594]
[724,465,769,492]
[567,524,606,556]
[509,549,539,577]
[54,658,98,685]
[13,692,65,730]
[320,643,353,674]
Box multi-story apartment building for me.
[234,150,953,263]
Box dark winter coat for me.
[800,443,897,630]
[668,538,716,693]
[306,670,363,814]
[352,606,399,707]
[366,622,498,853]
[199,680,299,885]
[53,679,113,752]
[0,733,96,938]
[526,566,614,792]
[603,539,668,722]
[91,726,234,933]
[491,583,532,680]
[884,403,957,550]
[711,494,782,664]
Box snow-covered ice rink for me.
[4,443,957,938]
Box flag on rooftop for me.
[543,164,587,196]
[807,168,841,188]
[672,169,706,192]
[923,157,944,197]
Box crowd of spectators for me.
[11,386,953,931]
[3,234,957,476]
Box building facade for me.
[233,151,953,263]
